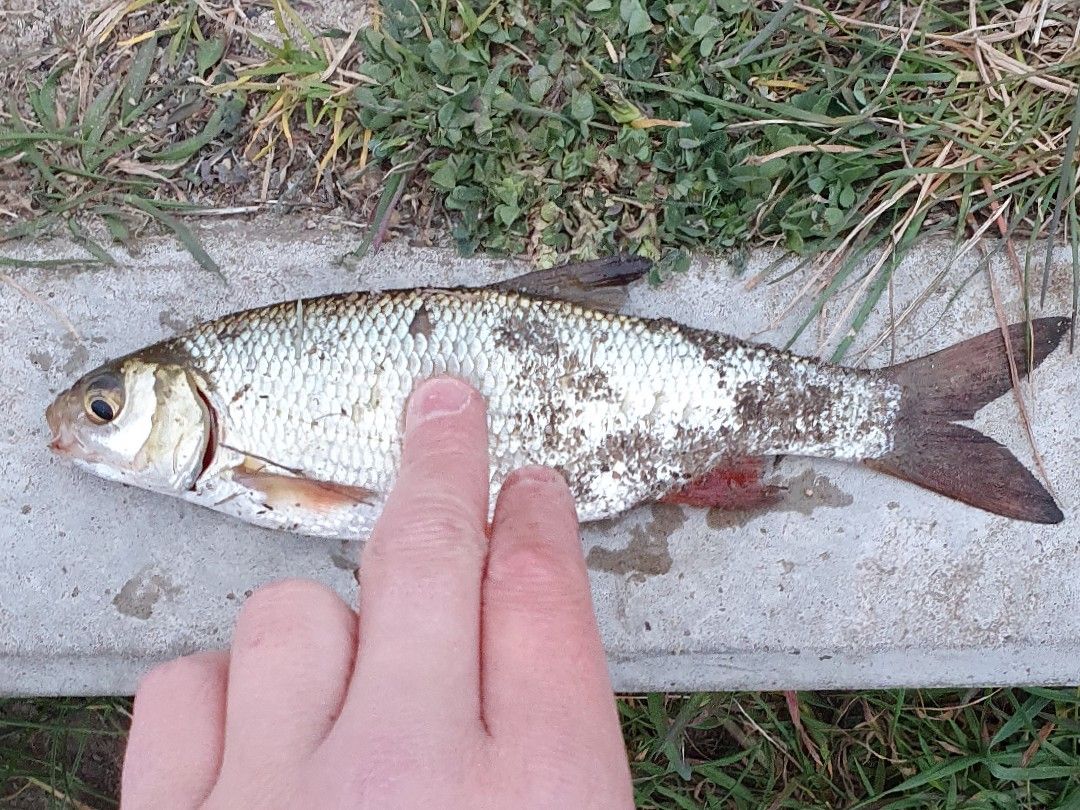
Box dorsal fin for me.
[490,255,650,312]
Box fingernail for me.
[407,377,472,426]
[508,465,565,488]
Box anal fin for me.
[660,457,784,510]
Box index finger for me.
[338,376,490,736]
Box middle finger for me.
[341,377,490,734]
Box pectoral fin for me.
[490,255,650,312]
[232,464,376,513]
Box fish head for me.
[46,356,212,494]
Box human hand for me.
[121,377,633,809]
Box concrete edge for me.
[5,646,1079,696]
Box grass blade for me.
[124,196,223,280]
[348,167,406,261]
[122,35,159,124]
[66,219,116,266]
[144,98,237,162]
[1041,88,1080,306]
[79,81,118,171]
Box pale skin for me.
[120,376,634,809]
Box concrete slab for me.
[2,219,1078,695]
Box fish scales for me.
[167,288,899,528]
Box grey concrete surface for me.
[1,0,372,63]
[2,218,1078,695]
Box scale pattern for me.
[167,288,900,526]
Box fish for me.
[45,256,1070,538]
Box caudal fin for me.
[866,317,1070,524]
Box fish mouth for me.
[45,397,77,454]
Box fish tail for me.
[866,317,1070,524]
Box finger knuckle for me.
[233,579,346,654]
[371,497,486,562]
[327,732,443,800]
[398,507,478,546]
[136,653,221,702]
[489,543,584,602]
[404,431,484,473]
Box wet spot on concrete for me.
[28,351,53,372]
[587,504,686,581]
[330,552,357,572]
[706,468,853,530]
[158,309,192,334]
[59,335,90,376]
[330,539,360,574]
[112,567,181,620]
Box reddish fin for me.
[660,457,783,510]
[233,463,375,513]
[869,317,1069,524]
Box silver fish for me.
[46,258,1068,537]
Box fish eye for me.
[83,372,125,425]
[90,398,115,422]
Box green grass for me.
[2,0,1078,356]
[0,0,245,276]
[7,689,1080,807]
[623,690,1080,808]
[0,698,127,808]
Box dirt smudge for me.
[330,539,360,570]
[330,552,357,572]
[408,303,433,338]
[330,540,362,580]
